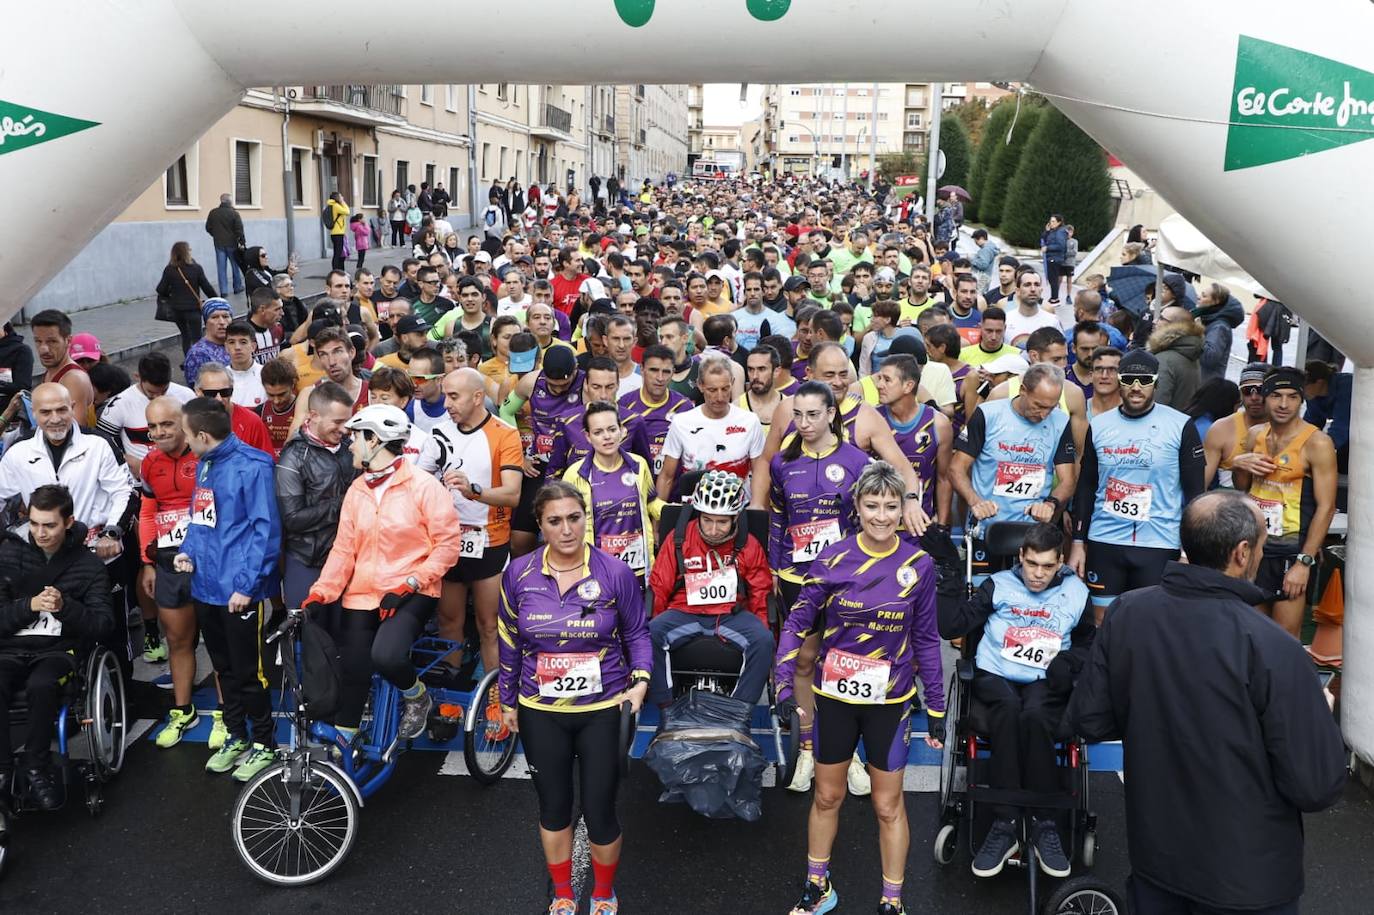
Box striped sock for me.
[806,855,829,890]
[548,858,573,899]
[881,875,903,905]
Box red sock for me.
[548,859,573,899]
[592,857,619,899]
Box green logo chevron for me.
[0,100,100,157]
[1226,36,1374,170]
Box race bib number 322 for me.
[535,652,602,698]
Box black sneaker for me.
[24,766,61,811]
[1032,817,1071,877]
[877,903,905,915]
[788,878,838,914]
[971,817,1019,878]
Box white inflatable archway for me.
[6,0,1374,763]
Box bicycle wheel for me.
[232,758,359,886]
[463,668,518,785]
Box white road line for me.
[126,719,155,746]
[438,750,533,779]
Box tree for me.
[876,150,921,185]
[1000,105,1114,248]
[979,105,1043,230]
[947,100,993,147]
[965,100,1017,222]
[937,117,973,192]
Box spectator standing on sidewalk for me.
[204,194,245,297]
[155,243,218,356]
[325,191,351,272]
[1070,490,1347,915]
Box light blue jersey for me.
[1083,404,1191,549]
[975,568,1088,684]
[960,398,1073,528]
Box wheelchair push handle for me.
[618,700,635,777]
[267,607,306,645]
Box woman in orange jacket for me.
[306,404,463,741]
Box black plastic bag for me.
[300,617,343,718]
[643,691,765,821]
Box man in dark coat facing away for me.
[1070,490,1346,914]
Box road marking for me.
[126,719,155,746]
[438,750,533,779]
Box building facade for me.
[687,84,705,169]
[31,82,684,313]
[761,83,911,179]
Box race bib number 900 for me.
[685,566,738,606]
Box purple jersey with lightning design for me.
[775,535,944,711]
[546,406,653,479]
[879,402,940,518]
[498,545,652,712]
[768,440,870,583]
[618,387,691,475]
[527,371,584,464]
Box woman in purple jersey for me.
[775,462,945,915]
[562,402,662,585]
[498,480,651,915]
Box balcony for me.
[531,103,573,140]
[637,128,646,147]
[294,85,407,126]
[597,114,616,138]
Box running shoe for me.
[547,899,576,915]
[205,738,250,774]
[142,635,167,663]
[207,710,229,751]
[152,672,174,690]
[486,696,511,741]
[846,754,871,796]
[399,688,433,740]
[154,708,199,749]
[972,817,1020,878]
[877,904,905,915]
[789,878,838,915]
[231,744,277,782]
[786,748,815,792]
[1031,817,1071,878]
[589,895,618,914]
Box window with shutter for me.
[165,156,189,206]
[234,141,252,205]
[363,156,379,207]
[291,148,305,205]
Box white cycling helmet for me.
[345,404,411,444]
[691,470,747,515]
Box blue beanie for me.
[202,297,232,321]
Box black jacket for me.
[155,262,216,315]
[0,523,114,653]
[274,431,358,567]
[0,328,35,412]
[1069,562,1347,909]
[243,245,289,297]
[205,202,245,249]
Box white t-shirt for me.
[402,424,441,475]
[919,360,957,407]
[1003,305,1062,345]
[616,368,643,400]
[497,294,532,318]
[96,382,195,464]
[229,363,266,409]
[661,404,765,482]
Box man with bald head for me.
[431,368,523,679]
[0,383,133,564]
[1071,489,1346,915]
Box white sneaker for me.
[787,748,815,792]
[846,755,872,796]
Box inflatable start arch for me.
[5,0,1374,764]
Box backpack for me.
[299,616,344,718]
[320,205,332,230]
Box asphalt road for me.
[1,674,1370,914]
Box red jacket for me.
[648,521,771,624]
[231,404,275,457]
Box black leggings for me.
[330,234,346,272]
[173,311,202,356]
[325,594,436,728]
[390,221,406,245]
[518,704,623,845]
[197,601,273,746]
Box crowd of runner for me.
[0,173,1347,914]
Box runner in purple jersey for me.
[547,356,651,478]
[874,353,953,525]
[774,461,945,915]
[616,344,690,476]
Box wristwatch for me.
[471,482,483,498]
[1295,553,1316,567]
[1042,495,1062,509]
[903,491,921,501]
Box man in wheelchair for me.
[645,470,774,705]
[0,484,113,813]
[938,522,1093,880]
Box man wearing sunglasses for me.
[403,347,453,436]
[1069,350,1207,623]
[193,363,274,456]
[1204,362,1272,488]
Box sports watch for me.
[1295,553,1316,567]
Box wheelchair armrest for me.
[767,592,781,634]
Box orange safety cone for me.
[1308,566,1344,667]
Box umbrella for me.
[938,185,971,202]
[1107,263,1157,317]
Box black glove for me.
[379,590,407,612]
[302,600,326,617]
[1046,654,1076,694]
[774,697,799,726]
[926,710,946,744]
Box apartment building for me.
[614,84,690,190]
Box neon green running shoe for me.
[207,710,229,751]
[231,744,277,782]
[142,635,168,663]
[205,738,249,774]
[154,708,199,749]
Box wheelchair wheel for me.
[938,670,962,816]
[1042,876,1124,915]
[1081,829,1096,868]
[463,669,518,785]
[934,822,958,865]
[770,705,802,789]
[232,758,359,886]
[84,647,127,778]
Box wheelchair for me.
[1,643,127,873]
[653,489,801,790]
[933,521,1122,915]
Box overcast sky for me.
[703,83,764,126]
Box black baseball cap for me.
[542,345,577,380]
[396,315,430,336]
[783,276,808,292]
